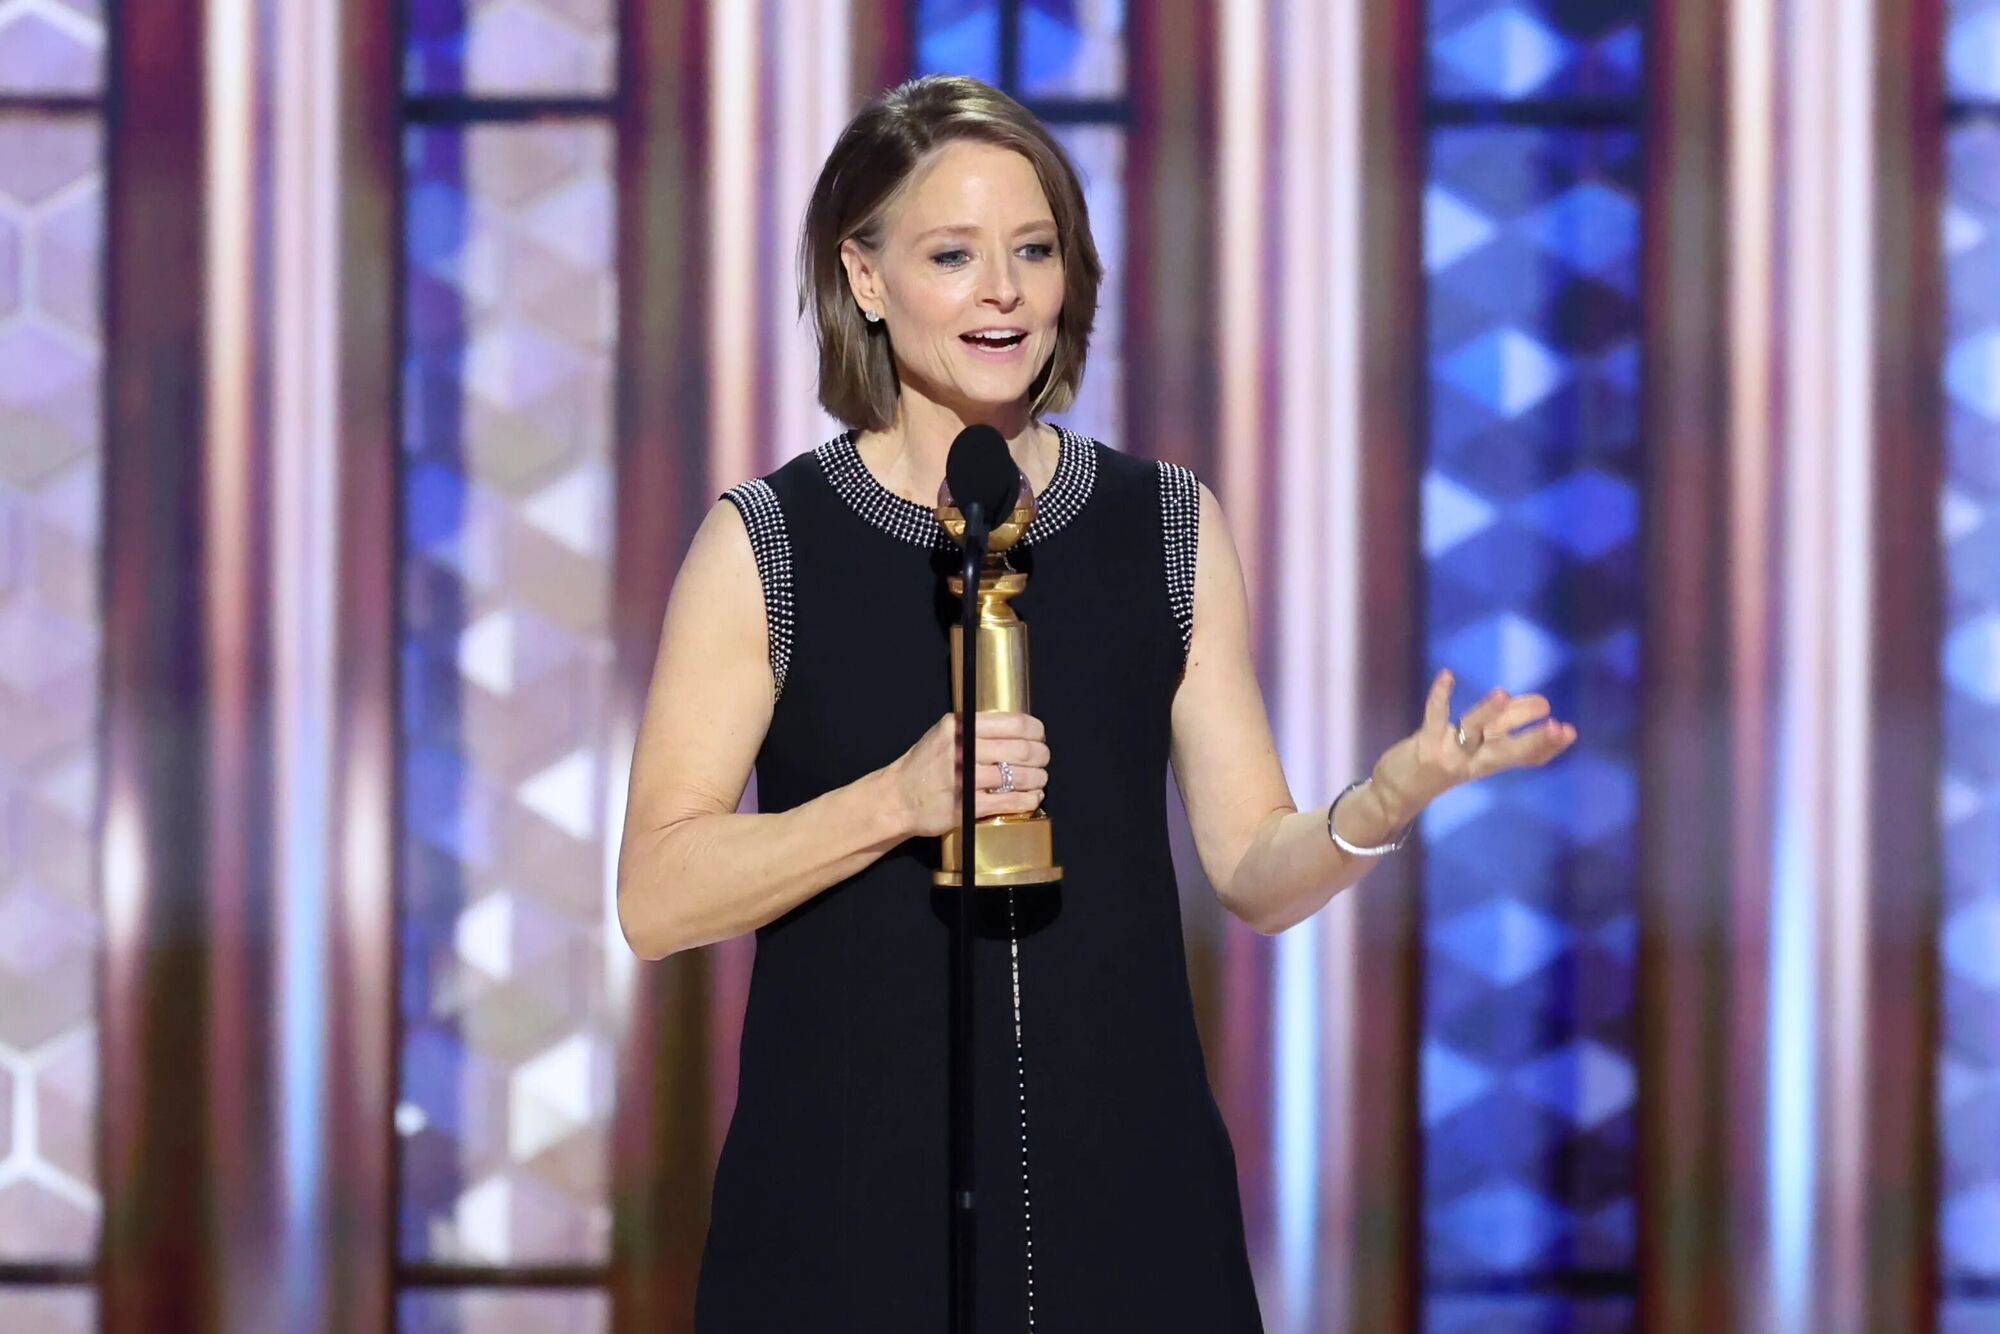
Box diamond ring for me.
[996,760,1016,794]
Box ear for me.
[838,238,883,317]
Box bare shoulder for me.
[665,496,768,662]
[626,496,775,821]
[1188,481,1250,659]
[1168,477,1293,900]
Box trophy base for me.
[934,813,1063,888]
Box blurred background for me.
[0,0,1993,1330]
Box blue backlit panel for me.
[1420,125,1644,1298]
[915,0,1002,86]
[406,0,615,98]
[1941,121,2000,1299]
[1021,0,1125,99]
[399,1288,608,1334]
[1429,1295,1634,1333]
[0,0,104,95]
[398,121,620,1265]
[917,0,1126,99]
[1950,0,2000,100]
[1429,0,1644,102]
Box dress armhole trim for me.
[721,479,794,702]
[1158,461,1200,668]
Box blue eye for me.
[930,243,1059,268]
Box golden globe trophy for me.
[932,477,1062,888]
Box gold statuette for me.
[933,481,1062,888]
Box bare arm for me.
[1167,483,1409,935]
[1169,482,1578,935]
[616,499,1050,959]
[614,500,903,958]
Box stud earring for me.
[864,309,881,324]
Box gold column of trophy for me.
[932,479,1062,888]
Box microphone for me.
[943,424,1021,540]
[934,422,1062,1334]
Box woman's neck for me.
[857,404,1057,506]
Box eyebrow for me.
[914,221,1059,242]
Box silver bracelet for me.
[1326,779,1415,857]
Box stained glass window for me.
[1421,4,1645,1325]
[913,0,1128,447]
[1940,2,2000,1321]
[396,2,620,1319]
[0,109,103,1283]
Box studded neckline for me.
[817,424,1098,549]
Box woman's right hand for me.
[888,711,1051,838]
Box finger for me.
[1423,670,1454,735]
[1464,691,1550,742]
[974,711,1038,739]
[975,789,1045,819]
[1485,694,1552,734]
[1457,686,1511,733]
[970,762,1047,792]
[976,737,1052,767]
[1474,718,1575,773]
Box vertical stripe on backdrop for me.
[701,0,854,1169]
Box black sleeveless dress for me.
[696,426,1264,1333]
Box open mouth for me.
[961,332,1027,351]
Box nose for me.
[979,253,1023,310]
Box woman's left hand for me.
[1366,668,1578,827]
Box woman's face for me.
[841,141,1065,420]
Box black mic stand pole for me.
[950,509,987,1334]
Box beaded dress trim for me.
[815,425,1097,549]
[720,478,794,700]
[1158,461,1200,664]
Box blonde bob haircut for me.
[797,74,1105,432]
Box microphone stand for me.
[950,509,987,1334]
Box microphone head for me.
[944,424,1021,523]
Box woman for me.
[616,74,1576,1332]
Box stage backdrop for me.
[0,0,1992,1331]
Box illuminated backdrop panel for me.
[396,118,620,1268]
[405,0,615,98]
[0,0,102,96]
[0,114,100,1270]
[1420,3,1645,1317]
[1939,2,2000,1309]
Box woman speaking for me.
[615,73,1576,1333]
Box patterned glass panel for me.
[1429,0,1644,102]
[399,1288,609,1333]
[1020,0,1126,99]
[1420,127,1643,1299]
[406,0,616,98]
[0,1288,93,1332]
[1945,1300,2000,1334]
[398,121,619,1265]
[915,0,1001,85]
[1942,122,2000,1300]
[1048,123,1122,446]
[0,114,101,1265]
[1428,1295,1634,1333]
[0,0,102,96]
[1952,0,2000,100]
